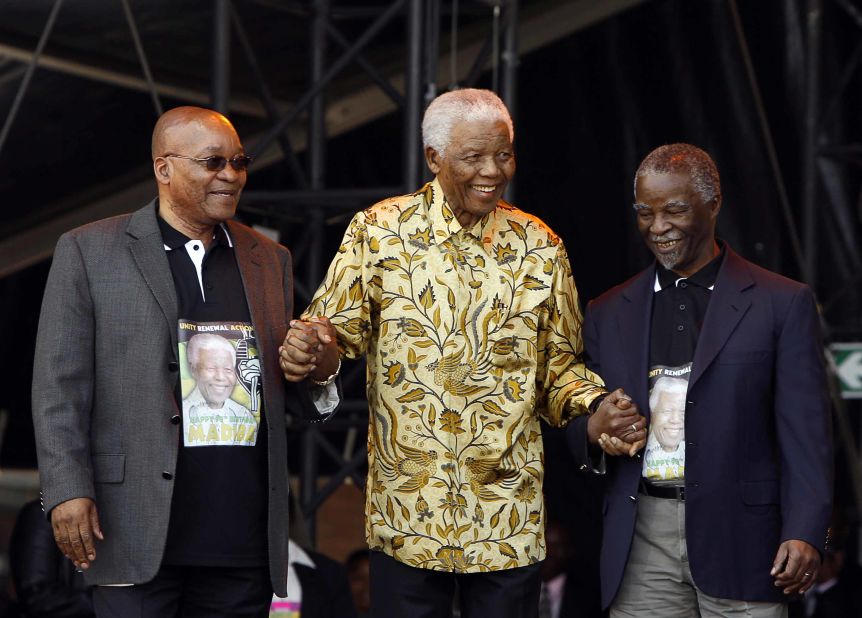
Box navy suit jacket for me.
[568,246,833,608]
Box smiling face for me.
[652,388,686,452]
[634,172,720,277]
[191,346,237,408]
[425,118,515,230]
[153,110,247,240]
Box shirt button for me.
[168,361,179,372]
[162,472,173,480]
[170,415,181,425]
[192,243,201,251]
[677,325,684,331]
[679,304,686,310]
[679,281,688,288]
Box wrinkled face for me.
[426,118,515,229]
[192,347,237,408]
[634,172,719,277]
[157,116,247,228]
[652,389,686,452]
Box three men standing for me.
[32,97,831,618]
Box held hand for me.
[771,539,821,595]
[279,317,339,383]
[51,497,103,570]
[597,432,645,458]
[587,388,647,448]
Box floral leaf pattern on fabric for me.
[305,178,605,572]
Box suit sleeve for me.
[774,286,833,550]
[32,233,97,515]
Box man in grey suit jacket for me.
[32,106,340,617]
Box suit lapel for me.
[689,247,754,388]
[617,265,656,419]
[127,202,179,352]
[229,222,267,347]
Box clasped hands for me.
[587,388,647,457]
[279,316,340,383]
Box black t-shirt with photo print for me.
[158,213,268,567]
[644,244,725,485]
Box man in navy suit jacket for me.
[568,144,833,617]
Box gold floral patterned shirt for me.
[304,178,605,572]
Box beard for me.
[655,248,683,270]
[651,235,684,270]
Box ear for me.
[153,157,171,185]
[710,194,722,220]
[425,146,442,175]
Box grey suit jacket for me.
[33,200,300,595]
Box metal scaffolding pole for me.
[802,0,822,291]
[0,0,64,158]
[310,0,329,192]
[231,4,309,187]
[212,0,231,114]
[300,0,331,544]
[501,0,519,203]
[404,0,424,191]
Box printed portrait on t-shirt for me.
[642,364,690,483]
[178,320,261,447]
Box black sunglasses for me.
[164,153,254,172]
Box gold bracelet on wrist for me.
[310,357,341,387]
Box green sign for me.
[829,343,862,399]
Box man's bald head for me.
[151,106,238,159]
[151,106,247,241]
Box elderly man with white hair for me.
[278,88,643,617]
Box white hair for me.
[648,376,689,412]
[187,333,236,367]
[421,88,514,158]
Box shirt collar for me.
[425,177,495,247]
[654,240,725,292]
[156,211,233,251]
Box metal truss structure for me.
[727,0,862,511]
[802,0,862,513]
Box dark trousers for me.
[93,564,272,618]
[369,550,541,618]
